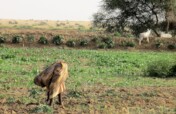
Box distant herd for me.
[138,29,173,45]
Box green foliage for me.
[79,39,89,46]
[155,42,164,48]
[1,54,15,59]
[12,35,22,43]
[167,44,175,50]
[97,42,107,49]
[100,37,115,48]
[93,0,169,33]
[91,37,100,43]
[27,35,35,43]
[29,88,41,99]
[7,97,16,104]
[122,41,136,47]
[38,36,48,44]
[31,105,53,113]
[146,60,174,78]
[67,91,83,98]
[0,36,6,44]
[52,35,64,45]
[66,40,76,47]
[114,32,122,37]
[169,64,176,76]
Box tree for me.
[93,0,176,36]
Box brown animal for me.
[34,61,68,106]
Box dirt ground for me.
[0,86,176,114]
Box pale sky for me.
[0,0,101,21]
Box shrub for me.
[145,60,173,78]
[52,35,64,45]
[79,39,89,46]
[122,41,135,47]
[91,37,100,43]
[66,40,76,47]
[167,44,175,50]
[155,42,163,48]
[114,32,122,37]
[27,35,35,43]
[169,64,176,77]
[102,37,115,48]
[97,42,107,49]
[38,36,48,44]
[31,105,53,113]
[12,35,22,43]
[0,36,6,44]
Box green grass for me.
[0,47,176,113]
[0,47,176,90]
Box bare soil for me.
[0,86,176,114]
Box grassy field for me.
[0,47,176,113]
[0,19,91,30]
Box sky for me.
[0,0,102,21]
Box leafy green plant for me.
[101,37,115,48]
[66,40,76,47]
[7,97,16,104]
[169,64,176,77]
[97,42,107,49]
[145,60,173,78]
[31,105,53,113]
[52,35,64,45]
[0,36,6,44]
[155,42,163,48]
[167,44,175,50]
[79,39,89,46]
[12,35,22,43]
[122,41,136,47]
[27,35,35,43]
[91,37,100,43]
[114,32,122,37]
[38,36,48,44]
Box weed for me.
[52,35,64,45]
[167,44,175,50]
[0,36,6,44]
[79,39,89,46]
[66,40,76,47]
[27,35,35,43]
[31,104,53,113]
[7,97,16,104]
[38,36,48,44]
[12,35,22,43]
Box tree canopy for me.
[93,0,176,35]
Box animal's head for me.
[147,29,151,32]
[53,62,63,76]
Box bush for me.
[155,42,163,48]
[0,36,6,44]
[66,40,76,47]
[12,35,22,43]
[91,37,100,43]
[114,32,122,37]
[169,64,176,77]
[27,35,35,43]
[167,44,175,50]
[31,105,53,113]
[79,39,89,46]
[122,41,136,47]
[97,42,107,49]
[102,37,115,48]
[145,60,173,78]
[38,36,48,44]
[52,35,64,45]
